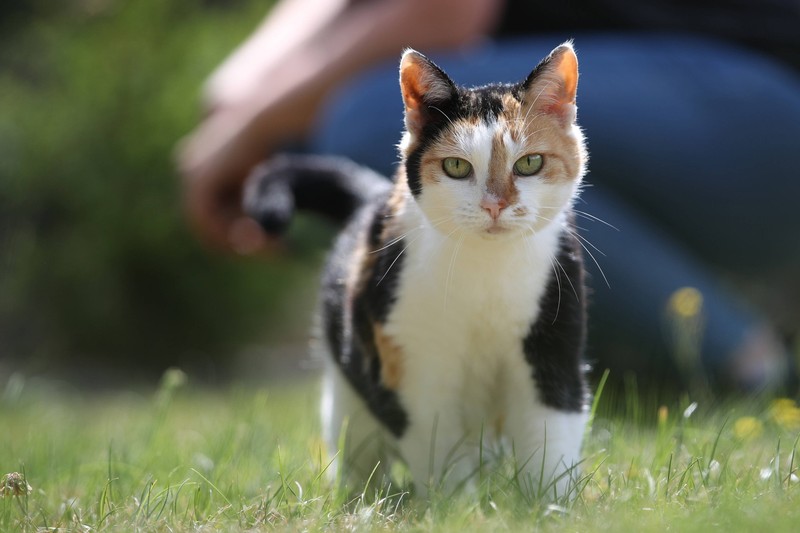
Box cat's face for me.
[399,44,586,240]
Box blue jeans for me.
[307,33,800,385]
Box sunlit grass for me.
[2,372,800,531]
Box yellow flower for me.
[657,406,669,428]
[668,287,703,319]
[769,398,800,431]
[733,416,763,440]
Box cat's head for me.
[398,42,587,240]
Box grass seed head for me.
[1,472,32,497]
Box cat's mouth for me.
[483,222,514,236]
[485,225,509,235]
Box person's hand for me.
[177,107,272,255]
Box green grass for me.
[2,372,800,532]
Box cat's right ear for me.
[399,49,457,137]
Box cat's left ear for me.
[522,42,579,123]
[399,49,457,137]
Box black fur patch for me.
[522,219,588,412]
[362,205,406,324]
[322,198,409,437]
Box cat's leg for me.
[395,371,478,496]
[320,360,390,491]
[397,414,478,496]
[501,361,588,500]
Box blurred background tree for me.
[0,0,326,384]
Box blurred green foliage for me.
[0,0,326,381]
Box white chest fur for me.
[385,202,559,414]
[367,205,585,495]
[385,202,561,383]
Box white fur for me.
[321,116,587,498]
[320,350,394,483]
[387,203,586,496]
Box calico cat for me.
[245,42,590,498]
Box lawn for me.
[2,370,800,532]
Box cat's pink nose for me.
[480,196,509,220]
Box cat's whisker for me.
[549,258,563,323]
[509,114,550,127]
[372,213,457,256]
[516,125,556,145]
[375,214,458,285]
[511,113,550,129]
[517,81,554,134]
[569,228,606,257]
[427,215,457,229]
[440,222,462,239]
[518,130,545,146]
[426,216,460,237]
[529,211,558,226]
[520,90,540,126]
[376,244,410,286]
[429,105,456,129]
[530,79,556,110]
[376,231,423,285]
[527,210,609,290]
[370,225,424,253]
[553,256,579,302]
[573,209,619,231]
[567,229,610,289]
[534,210,608,264]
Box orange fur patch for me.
[418,154,445,187]
[487,130,518,204]
[373,323,404,390]
[506,99,584,183]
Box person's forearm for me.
[207,0,501,113]
[204,0,349,111]
[223,0,503,155]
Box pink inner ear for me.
[400,59,424,109]
[528,46,579,121]
[556,49,578,105]
[400,55,429,135]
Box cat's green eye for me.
[513,154,544,176]
[442,157,473,179]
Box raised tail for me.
[243,154,392,235]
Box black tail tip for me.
[243,159,296,235]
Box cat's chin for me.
[476,224,522,241]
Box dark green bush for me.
[0,0,325,382]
